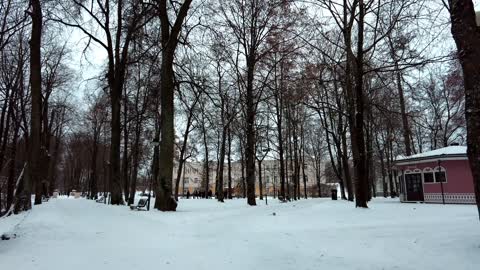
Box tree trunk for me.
[30,0,42,206]
[90,132,99,200]
[6,117,20,211]
[202,117,210,197]
[47,130,61,196]
[128,120,141,205]
[301,130,307,199]
[365,109,374,201]
[240,140,246,198]
[315,157,322,197]
[275,90,286,200]
[448,0,480,219]
[154,0,192,211]
[397,71,413,156]
[155,51,177,211]
[151,121,160,198]
[292,119,300,200]
[216,94,227,202]
[245,54,257,206]
[175,112,193,201]
[376,135,388,198]
[351,0,368,208]
[387,132,396,198]
[217,125,227,202]
[227,125,233,199]
[341,131,353,201]
[0,87,12,171]
[122,92,130,203]
[109,82,123,205]
[258,159,263,200]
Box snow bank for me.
[0,212,28,239]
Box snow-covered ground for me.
[1,197,479,270]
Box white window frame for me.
[404,169,421,175]
[422,167,435,184]
[433,166,448,183]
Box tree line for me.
[0,0,479,217]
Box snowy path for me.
[1,197,479,270]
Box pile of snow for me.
[396,145,467,161]
[0,197,479,270]
[0,212,28,240]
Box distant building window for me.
[435,171,447,183]
[423,172,434,183]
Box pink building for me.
[394,146,476,204]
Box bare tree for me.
[153,0,193,211]
[28,0,43,206]
[447,0,480,219]
[219,0,298,205]
[51,0,152,205]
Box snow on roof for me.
[396,146,467,161]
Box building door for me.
[405,173,424,201]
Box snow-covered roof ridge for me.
[396,146,467,161]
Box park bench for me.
[130,198,148,211]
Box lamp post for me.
[274,175,276,198]
[264,164,270,205]
[437,159,445,205]
[273,163,277,198]
[260,147,271,202]
[265,172,268,205]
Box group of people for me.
[185,190,213,199]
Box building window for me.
[423,172,434,183]
[432,166,447,183]
[435,171,447,183]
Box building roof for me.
[395,146,467,164]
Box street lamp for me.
[262,147,271,205]
[265,173,268,205]
[273,163,278,198]
[437,159,445,205]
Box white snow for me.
[396,146,467,161]
[1,197,479,270]
[0,211,27,239]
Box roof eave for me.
[394,153,468,166]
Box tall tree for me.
[447,0,480,219]
[153,0,193,211]
[219,0,297,205]
[29,0,43,206]
[52,0,151,205]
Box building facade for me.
[172,159,328,197]
[394,146,476,204]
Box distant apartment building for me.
[172,159,331,197]
[323,160,398,198]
